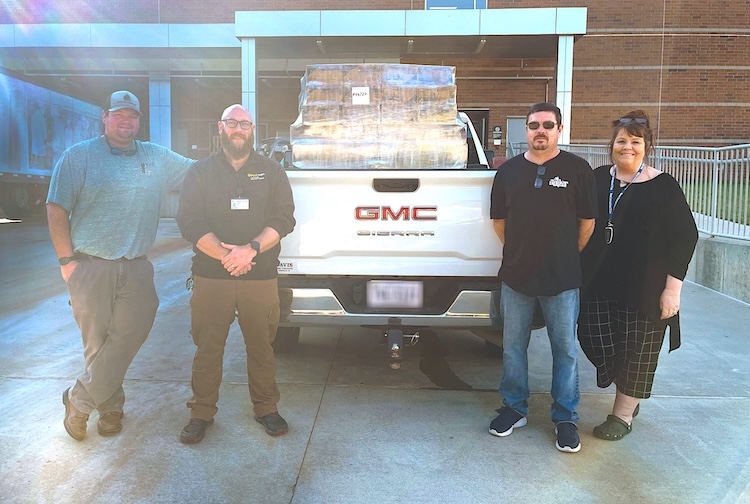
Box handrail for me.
[507,142,750,241]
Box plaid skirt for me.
[578,295,666,399]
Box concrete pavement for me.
[0,217,748,504]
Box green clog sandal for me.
[593,415,632,440]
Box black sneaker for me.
[254,412,288,437]
[489,406,527,437]
[555,422,581,453]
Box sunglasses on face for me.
[222,119,254,130]
[618,117,648,125]
[534,165,546,189]
[527,121,558,130]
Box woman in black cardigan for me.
[578,110,698,440]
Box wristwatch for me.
[250,240,261,254]
[58,255,76,265]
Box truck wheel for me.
[0,184,33,218]
[273,326,300,353]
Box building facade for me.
[1,0,747,159]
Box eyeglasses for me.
[222,119,253,130]
[618,117,648,125]
[534,165,546,189]
[527,121,558,130]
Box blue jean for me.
[499,282,580,424]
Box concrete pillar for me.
[149,73,172,148]
[241,38,258,148]
[556,35,574,145]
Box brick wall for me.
[0,0,420,24]
[2,0,748,146]
[0,1,159,23]
[570,1,750,144]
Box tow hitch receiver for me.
[385,318,420,369]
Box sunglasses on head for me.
[618,117,648,125]
[527,121,558,130]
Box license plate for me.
[366,280,423,308]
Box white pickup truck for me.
[273,64,504,367]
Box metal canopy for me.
[253,34,559,60]
[0,8,585,98]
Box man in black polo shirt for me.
[488,102,597,453]
[176,104,295,443]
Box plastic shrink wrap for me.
[291,63,467,170]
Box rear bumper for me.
[279,287,494,328]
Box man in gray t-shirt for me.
[47,90,194,441]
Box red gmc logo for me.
[355,206,437,220]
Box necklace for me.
[605,162,644,245]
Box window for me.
[426,0,487,9]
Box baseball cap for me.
[107,90,141,115]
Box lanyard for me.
[608,162,644,223]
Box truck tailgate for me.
[279,170,502,277]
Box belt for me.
[73,252,146,262]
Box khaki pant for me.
[66,258,159,414]
[188,276,280,420]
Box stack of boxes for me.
[290,63,468,170]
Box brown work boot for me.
[254,412,288,437]
[62,388,89,441]
[98,412,123,436]
[180,418,214,444]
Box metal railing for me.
[509,142,750,241]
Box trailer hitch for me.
[385,318,420,369]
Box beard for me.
[221,129,254,159]
[530,135,549,151]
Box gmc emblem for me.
[355,206,437,220]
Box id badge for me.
[604,223,614,245]
[230,198,249,210]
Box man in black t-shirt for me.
[488,102,597,453]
